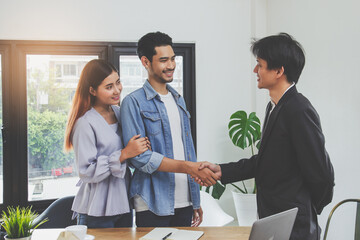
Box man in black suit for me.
[198,33,335,240]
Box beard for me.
[153,70,174,84]
[159,76,174,83]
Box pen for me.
[162,232,172,240]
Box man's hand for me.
[157,158,220,186]
[199,161,222,178]
[191,207,203,227]
[186,162,219,186]
[195,162,222,186]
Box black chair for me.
[33,195,76,228]
[323,198,360,240]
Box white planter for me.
[232,191,258,226]
[4,235,32,240]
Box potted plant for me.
[202,110,261,226]
[1,206,48,240]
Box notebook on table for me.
[140,227,204,240]
[249,207,298,240]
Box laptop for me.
[249,207,298,240]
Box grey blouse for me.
[71,106,130,217]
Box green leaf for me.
[256,139,261,150]
[230,183,247,194]
[211,182,226,200]
[227,110,262,195]
[228,111,261,150]
[1,206,48,238]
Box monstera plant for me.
[204,110,261,199]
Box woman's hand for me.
[120,134,151,162]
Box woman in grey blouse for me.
[64,59,150,228]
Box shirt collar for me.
[270,82,295,106]
[142,80,180,100]
[283,82,295,96]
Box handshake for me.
[187,161,222,187]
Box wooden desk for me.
[88,227,251,240]
[33,226,251,240]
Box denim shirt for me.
[120,80,200,216]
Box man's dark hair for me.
[251,33,305,84]
[137,31,173,62]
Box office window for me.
[26,55,97,201]
[0,41,195,212]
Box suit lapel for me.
[257,86,298,159]
[258,104,282,158]
[262,102,273,133]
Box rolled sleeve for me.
[138,152,163,174]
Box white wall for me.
[266,0,360,238]
[1,0,358,236]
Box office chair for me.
[33,195,76,228]
[323,198,360,240]
[199,191,234,226]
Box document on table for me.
[140,227,204,240]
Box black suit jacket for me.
[220,86,335,240]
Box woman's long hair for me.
[64,59,118,151]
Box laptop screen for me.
[249,207,298,240]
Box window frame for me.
[0,43,11,207]
[0,40,196,212]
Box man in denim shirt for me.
[120,32,218,227]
